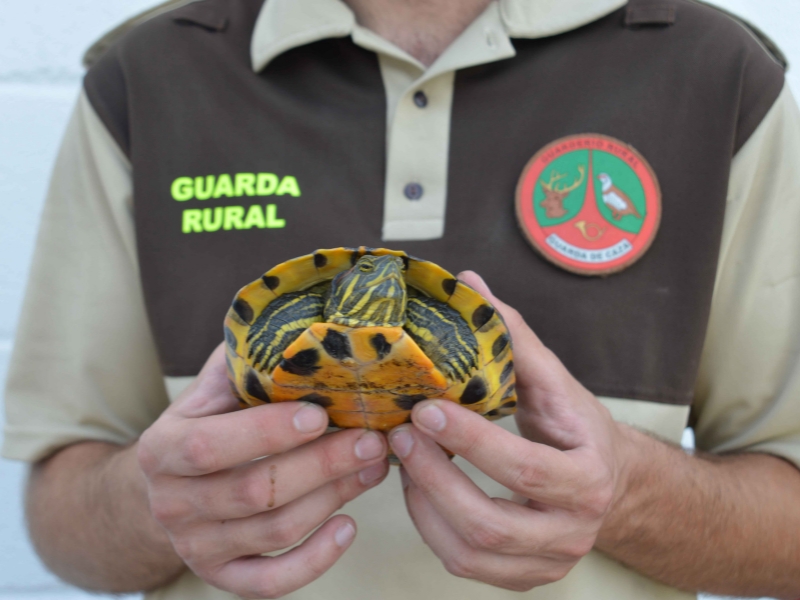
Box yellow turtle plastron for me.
[224,247,516,432]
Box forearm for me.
[26,441,185,593]
[597,425,800,598]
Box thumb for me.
[170,342,239,418]
[458,272,600,450]
[456,270,495,301]
[457,269,548,357]
[457,271,576,398]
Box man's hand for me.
[138,344,390,599]
[390,271,800,598]
[387,271,631,592]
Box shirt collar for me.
[250,0,628,72]
[500,0,628,38]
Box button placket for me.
[375,2,516,241]
[404,92,426,202]
[382,72,455,241]
[400,87,428,206]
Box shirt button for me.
[413,91,428,108]
[404,183,424,200]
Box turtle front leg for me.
[404,294,479,383]
[246,291,327,373]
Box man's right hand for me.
[137,344,389,599]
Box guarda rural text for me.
[172,173,300,233]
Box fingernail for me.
[355,431,384,460]
[293,404,326,433]
[358,463,386,485]
[334,522,355,547]
[416,403,446,432]
[389,428,414,458]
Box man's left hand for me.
[388,271,635,591]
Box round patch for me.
[515,134,661,276]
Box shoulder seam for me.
[83,56,130,158]
[735,79,786,155]
[79,89,132,167]
[683,0,788,70]
[83,0,200,68]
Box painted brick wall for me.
[0,0,797,598]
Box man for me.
[4,0,800,598]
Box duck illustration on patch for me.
[515,134,661,276]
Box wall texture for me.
[0,1,797,598]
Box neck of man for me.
[342,0,495,67]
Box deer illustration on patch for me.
[516,134,661,276]
[540,166,586,219]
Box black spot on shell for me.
[500,361,514,385]
[224,326,237,352]
[279,348,321,376]
[298,393,333,408]
[442,278,457,296]
[245,369,271,403]
[400,255,410,270]
[491,334,509,358]
[262,275,280,291]
[370,333,392,360]
[322,328,352,360]
[500,400,517,409]
[313,252,327,268]
[394,394,428,410]
[485,409,500,418]
[232,298,254,324]
[460,376,487,404]
[350,250,361,265]
[471,305,495,329]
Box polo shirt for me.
[4,0,800,598]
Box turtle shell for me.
[224,247,517,431]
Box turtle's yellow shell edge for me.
[224,247,516,431]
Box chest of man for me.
[117,3,746,409]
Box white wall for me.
[0,3,154,596]
[0,0,797,597]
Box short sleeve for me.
[1,90,170,463]
[693,85,800,469]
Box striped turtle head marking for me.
[324,255,407,327]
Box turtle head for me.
[324,255,407,327]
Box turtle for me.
[224,247,517,433]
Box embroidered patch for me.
[515,134,661,276]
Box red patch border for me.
[515,133,662,276]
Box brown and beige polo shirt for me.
[4,0,800,599]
